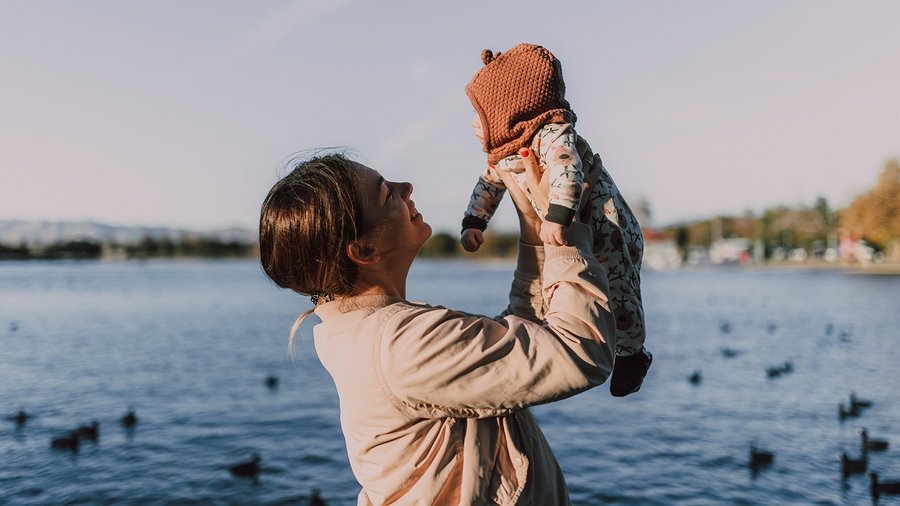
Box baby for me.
[461,43,652,396]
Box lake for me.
[1,259,898,505]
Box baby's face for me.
[471,114,484,144]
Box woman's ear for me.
[346,240,379,266]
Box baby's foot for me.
[610,347,652,397]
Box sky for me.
[1,0,898,233]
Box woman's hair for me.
[259,152,367,353]
[260,152,366,295]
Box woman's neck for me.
[351,284,405,300]
[346,250,416,301]
[350,265,410,300]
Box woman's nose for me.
[398,182,413,200]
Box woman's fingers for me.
[496,167,543,245]
[496,169,534,217]
[519,148,549,214]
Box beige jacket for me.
[313,223,616,505]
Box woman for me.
[259,150,617,505]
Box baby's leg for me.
[583,172,646,357]
[583,177,650,397]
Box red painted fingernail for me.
[519,149,530,158]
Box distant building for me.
[709,238,751,265]
[644,239,682,270]
[641,225,683,270]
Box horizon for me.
[2,1,898,233]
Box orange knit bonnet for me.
[465,43,576,165]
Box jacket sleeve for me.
[377,223,616,419]
[503,241,546,324]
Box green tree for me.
[841,159,900,250]
[419,233,460,257]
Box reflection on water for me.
[1,260,898,505]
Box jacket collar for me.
[314,293,404,320]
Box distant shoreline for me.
[3,254,898,275]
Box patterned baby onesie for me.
[462,123,646,356]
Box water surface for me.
[1,260,898,504]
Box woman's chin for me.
[416,223,433,248]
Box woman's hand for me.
[497,147,590,246]
[495,149,548,246]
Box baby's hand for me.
[540,221,567,246]
[460,228,484,252]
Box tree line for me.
[3,160,896,262]
[0,237,256,261]
[657,159,898,259]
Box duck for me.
[861,428,889,453]
[7,409,29,426]
[766,322,777,334]
[121,409,138,429]
[229,453,261,478]
[688,370,702,385]
[870,472,900,500]
[309,488,327,506]
[9,322,18,332]
[720,347,740,358]
[841,452,867,477]
[766,361,793,379]
[77,421,99,441]
[265,375,279,389]
[749,444,774,469]
[849,392,873,410]
[51,431,80,453]
[719,321,731,334]
[838,403,860,421]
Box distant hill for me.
[0,220,256,246]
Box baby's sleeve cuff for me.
[545,204,576,227]
[461,215,488,233]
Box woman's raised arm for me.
[377,222,615,418]
[374,150,613,419]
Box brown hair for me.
[259,153,368,352]
[259,152,369,296]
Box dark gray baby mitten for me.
[610,347,653,397]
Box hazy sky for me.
[2,1,898,233]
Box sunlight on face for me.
[355,163,432,256]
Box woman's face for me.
[355,163,432,256]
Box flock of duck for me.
[835,394,900,501]
[688,320,899,501]
[6,374,328,506]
